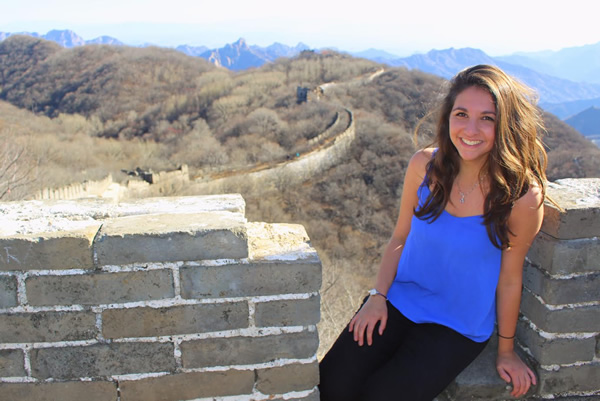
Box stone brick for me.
[254,296,320,328]
[119,369,254,401]
[26,270,174,306]
[0,311,97,342]
[0,223,99,271]
[520,289,600,333]
[0,381,117,401]
[272,391,320,401]
[517,319,596,365]
[524,262,600,304]
[95,212,248,266]
[102,301,248,339]
[256,361,319,394]
[542,178,600,240]
[0,275,18,308]
[181,330,318,368]
[31,342,175,379]
[0,349,25,377]
[538,362,600,395]
[528,233,600,276]
[180,261,321,299]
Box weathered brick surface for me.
[255,296,320,327]
[0,311,97,343]
[0,275,18,308]
[102,301,248,339]
[26,270,174,306]
[527,233,600,275]
[95,212,248,266]
[517,320,596,365]
[538,362,600,395]
[180,261,321,299]
[0,349,25,376]
[0,381,117,401]
[31,342,175,379]
[520,289,600,333]
[273,391,320,401]
[181,331,318,368]
[256,361,319,394]
[524,262,600,304]
[0,224,99,271]
[119,369,254,401]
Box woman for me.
[319,65,548,400]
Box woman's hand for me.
[496,350,537,398]
[348,295,388,346]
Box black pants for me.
[319,300,488,401]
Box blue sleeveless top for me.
[387,181,502,342]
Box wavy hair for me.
[414,64,548,249]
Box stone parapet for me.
[0,194,321,401]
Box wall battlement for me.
[0,194,321,401]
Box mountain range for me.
[1,29,599,136]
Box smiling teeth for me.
[462,138,482,146]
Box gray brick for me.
[0,381,117,401]
[119,369,254,401]
[528,232,600,275]
[0,224,99,271]
[272,391,320,401]
[538,362,600,395]
[0,349,25,377]
[181,330,318,368]
[95,212,248,266]
[26,270,174,306]
[517,319,596,365]
[521,289,600,333]
[0,275,18,308]
[524,262,600,304]
[542,179,600,240]
[180,261,321,299]
[31,342,175,379]
[256,362,319,394]
[0,311,97,342]
[103,301,248,339]
[255,296,320,328]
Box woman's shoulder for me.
[408,147,436,171]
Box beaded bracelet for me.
[498,333,516,339]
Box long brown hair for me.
[414,64,548,249]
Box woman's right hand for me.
[348,295,388,346]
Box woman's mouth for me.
[461,138,483,146]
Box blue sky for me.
[1,0,599,56]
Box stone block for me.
[0,349,25,377]
[180,261,321,299]
[0,381,117,401]
[181,330,318,368]
[0,223,99,271]
[517,319,596,365]
[256,361,319,394]
[102,301,248,339]
[271,391,320,401]
[31,342,175,379]
[26,269,174,306]
[520,289,600,333]
[0,275,18,308]
[0,311,97,343]
[542,178,600,240]
[524,262,600,304]
[246,222,320,263]
[254,296,320,328]
[538,362,600,395]
[95,212,248,266]
[119,369,254,401]
[528,232,600,275]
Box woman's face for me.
[449,86,496,165]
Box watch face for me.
[369,289,376,296]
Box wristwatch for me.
[368,288,387,300]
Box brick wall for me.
[0,194,321,401]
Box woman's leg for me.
[361,322,489,401]
[319,301,414,401]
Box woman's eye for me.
[482,116,495,122]
[456,112,467,118]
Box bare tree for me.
[0,137,37,200]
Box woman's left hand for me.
[496,350,537,398]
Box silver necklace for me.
[457,178,480,204]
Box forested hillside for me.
[2,35,599,354]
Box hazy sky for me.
[2,0,599,56]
